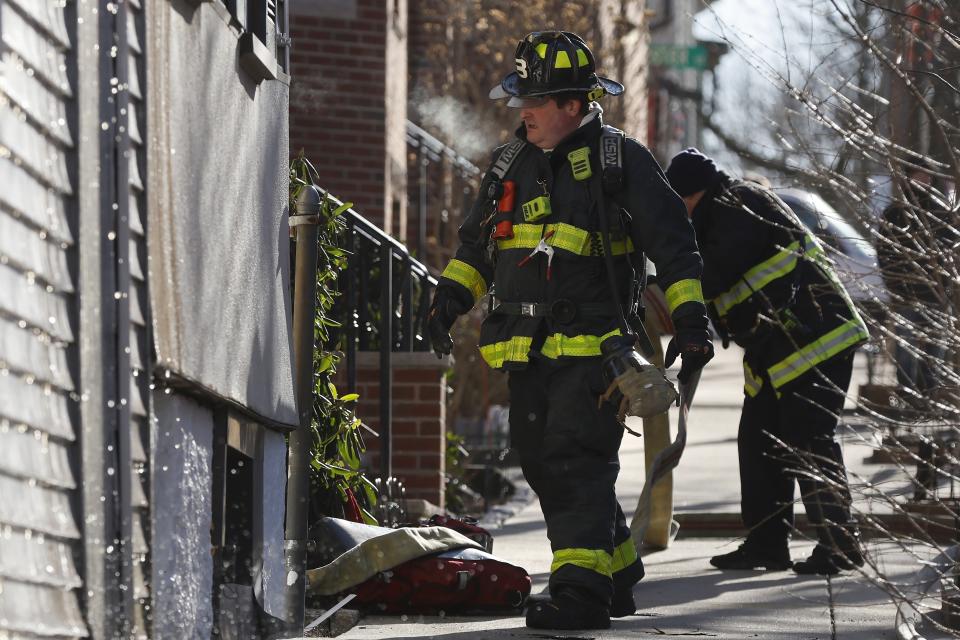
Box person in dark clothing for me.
[427,32,713,630]
[876,166,951,395]
[666,148,868,576]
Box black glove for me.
[427,288,466,358]
[664,316,714,384]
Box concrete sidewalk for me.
[333,347,937,639]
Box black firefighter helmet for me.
[489,31,624,108]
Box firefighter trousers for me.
[508,356,645,606]
[739,351,858,554]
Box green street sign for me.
[649,43,709,70]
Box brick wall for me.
[289,0,407,233]
[336,352,450,509]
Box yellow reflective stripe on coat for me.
[498,223,633,257]
[541,328,622,359]
[551,548,613,578]
[664,279,704,313]
[611,538,639,574]
[440,259,486,304]
[478,336,533,369]
[712,240,801,317]
[767,318,868,389]
[743,360,763,397]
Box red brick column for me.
[343,352,450,509]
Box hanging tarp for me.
[146,0,297,427]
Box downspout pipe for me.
[282,183,322,634]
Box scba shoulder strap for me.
[599,125,625,194]
[596,125,653,353]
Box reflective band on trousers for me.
[743,360,763,397]
[441,259,487,304]
[498,223,634,257]
[611,538,638,574]
[767,318,868,389]
[479,336,533,369]
[664,279,704,313]
[478,329,622,368]
[551,548,613,579]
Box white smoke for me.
[412,92,500,162]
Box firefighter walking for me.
[428,32,712,630]
[666,149,866,575]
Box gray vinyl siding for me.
[126,1,152,637]
[0,0,88,637]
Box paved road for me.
[330,347,939,639]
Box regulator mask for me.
[599,334,678,420]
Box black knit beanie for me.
[666,148,720,197]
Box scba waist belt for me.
[490,298,614,324]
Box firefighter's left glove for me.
[427,288,467,359]
[664,315,714,384]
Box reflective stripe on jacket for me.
[438,115,707,370]
[694,177,867,391]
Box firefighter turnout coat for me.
[438,115,707,366]
[692,174,869,395]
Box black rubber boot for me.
[610,587,636,617]
[793,545,864,575]
[710,543,792,571]
[526,589,611,630]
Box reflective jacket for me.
[438,115,707,370]
[692,175,868,394]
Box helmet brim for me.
[489,72,624,105]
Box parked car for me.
[776,189,890,311]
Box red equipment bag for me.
[352,546,531,614]
[423,514,494,553]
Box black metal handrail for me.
[325,198,437,483]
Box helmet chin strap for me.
[580,102,603,127]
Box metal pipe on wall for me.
[282,184,322,634]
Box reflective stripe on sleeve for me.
[743,360,763,397]
[712,240,802,317]
[611,538,639,574]
[551,548,613,579]
[440,259,487,304]
[664,279,704,313]
[767,318,868,389]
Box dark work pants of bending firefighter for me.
[508,356,645,607]
[739,351,858,554]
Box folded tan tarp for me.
[306,518,482,595]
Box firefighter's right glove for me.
[599,334,679,421]
[426,288,466,359]
[664,316,714,384]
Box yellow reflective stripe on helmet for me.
[554,50,572,68]
[440,259,487,304]
[479,336,533,369]
[535,43,548,58]
[743,360,763,398]
[664,279,704,313]
[766,318,868,389]
[712,240,802,317]
[551,548,613,579]
[498,223,633,257]
[611,538,638,574]
[577,49,589,66]
[541,328,621,358]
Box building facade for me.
[0,0,295,636]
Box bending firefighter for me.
[427,32,713,630]
[666,149,867,575]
